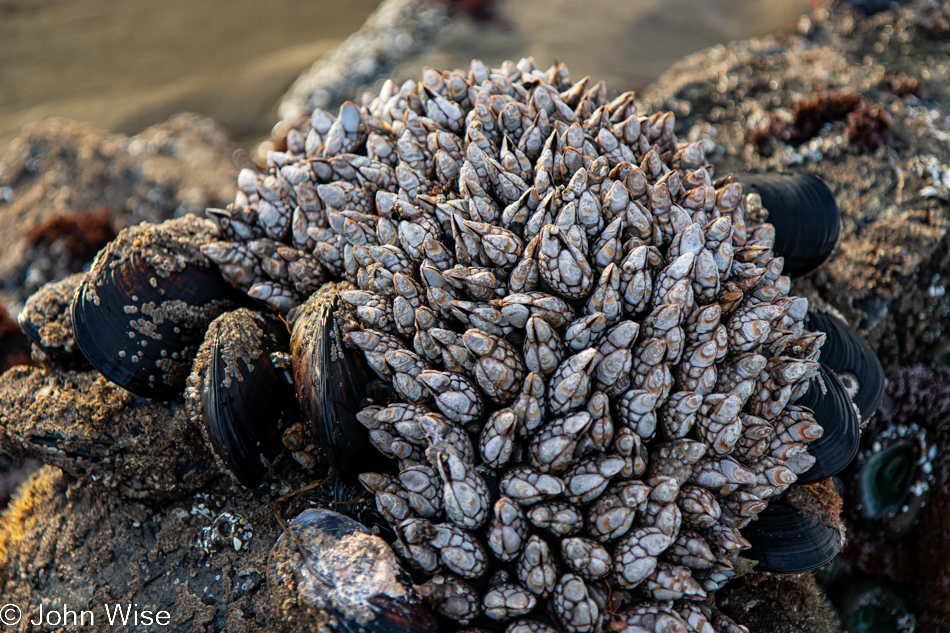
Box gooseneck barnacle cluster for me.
[9,57,886,633]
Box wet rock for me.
[0,466,285,632]
[0,114,240,311]
[0,366,219,499]
[715,570,837,633]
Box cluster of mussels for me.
[12,58,885,633]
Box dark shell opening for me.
[741,501,842,574]
[796,362,862,485]
[737,173,840,278]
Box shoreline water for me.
[0,0,808,151]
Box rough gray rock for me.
[0,114,240,313]
[0,466,283,632]
[277,0,449,127]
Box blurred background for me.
[0,0,810,150]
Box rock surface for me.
[0,114,239,313]
[0,466,288,632]
[0,366,219,499]
[716,571,838,633]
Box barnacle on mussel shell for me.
[267,508,437,633]
[71,215,239,398]
[17,272,88,365]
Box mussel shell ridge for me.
[291,283,389,484]
[738,173,840,278]
[188,308,295,488]
[796,362,862,484]
[741,501,843,574]
[804,310,885,422]
[71,216,238,399]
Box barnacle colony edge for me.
[13,57,885,633]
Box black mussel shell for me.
[71,216,238,399]
[187,308,296,488]
[796,362,862,484]
[738,173,840,278]
[267,508,437,633]
[805,310,885,422]
[18,272,88,365]
[741,501,843,574]
[291,284,390,485]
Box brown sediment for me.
[0,365,220,498]
[0,465,289,631]
[845,98,891,153]
[86,213,220,279]
[441,0,497,22]
[784,479,845,533]
[17,272,85,360]
[915,9,950,40]
[24,208,116,268]
[716,571,836,633]
[880,73,922,98]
